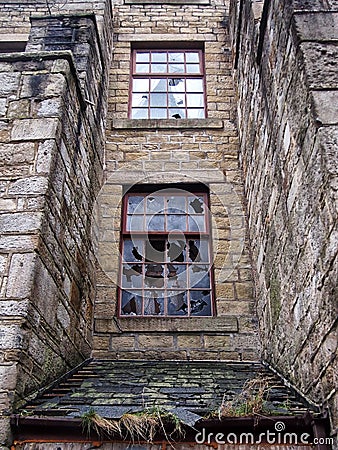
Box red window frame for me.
[129,48,207,120]
[118,187,214,317]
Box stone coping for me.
[112,118,224,129]
[125,0,210,4]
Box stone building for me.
[0,0,336,449]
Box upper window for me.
[130,49,206,119]
[119,186,214,317]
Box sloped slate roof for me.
[22,359,317,425]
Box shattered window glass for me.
[130,49,206,120]
[120,190,213,317]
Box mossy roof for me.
[21,359,318,425]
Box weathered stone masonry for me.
[93,0,260,362]
[230,0,337,441]
[0,1,113,445]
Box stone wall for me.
[230,0,337,441]
[0,6,112,447]
[92,0,260,361]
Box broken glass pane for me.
[167,214,186,231]
[127,214,144,231]
[145,264,164,288]
[169,109,186,119]
[190,266,210,289]
[189,215,206,232]
[168,78,184,91]
[144,291,164,315]
[167,239,186,262]
[188,239,209,262]
[122,264,143,288]
[188,196,204,213]
[167,264,187,289]
[121,291,142,315]
[146,195,164,213]
[186,79,203,92]
[167,195,186,213]
[167,291,188,315]
[123,240,144,262]
[136,52,150,62]
[169,63,184,74]
[127,196,144,214]
[190,290,211,316]
[169,52,184,62]
[146,214,165,231]
[150,108,167,119]
[132,93,149,107]
[145,240,166,262]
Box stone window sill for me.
[112,316,238,333]
[112,118,224,130]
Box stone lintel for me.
[112,118,224,130]
[118,33,216,42]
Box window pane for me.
[146,214,165,231]
[127,214,144,231]
[122,264,143,288]
[186,64,200,74]
[168,78,184,91]
[190,266,210,288]
[167,214,186,231]
[144,291,164,315]
[133,79,149,92]
[135,64,150,73]
[169,93,185,107]
[131,108,148,119]
[145,264,165,288]
[152,52,167,62]
[190,290,211,316]
[167,264,187,289]
[168,291,188,315]
[132,93,148,107]
[187,109,205,119]
[123,240,144,262]
[145,240,166,262]
[169,63,184,74]
[187,93,204,107]
[169,109,185,119]
[127,195,144,214]
[151,79,167,92]
[146,195,164,213]
[167,195,186,213]
[186,52,200,63]
[150,108,167,119]
[136,52,150,62]
[187,239,210,263]
[150,93,167,107]
[151,63,166,73]
[168,239,186,262]
[186,79,204,92]
[189,215,206,232]
[121,291,142,315]
[169,52,184,62]
[188,196,204,213]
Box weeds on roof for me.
[81,406,184,444]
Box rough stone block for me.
[11,118,59,141]
[301,42,338,88]
[0,212,42,233]
[0,73,20,96]
[138,335,174,349]
[312,90,338,125]
[6,253,36,298]
[0,143,35,166]
[8,176,48,195]
[295,12,338,41]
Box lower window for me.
[119,186,214,317]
